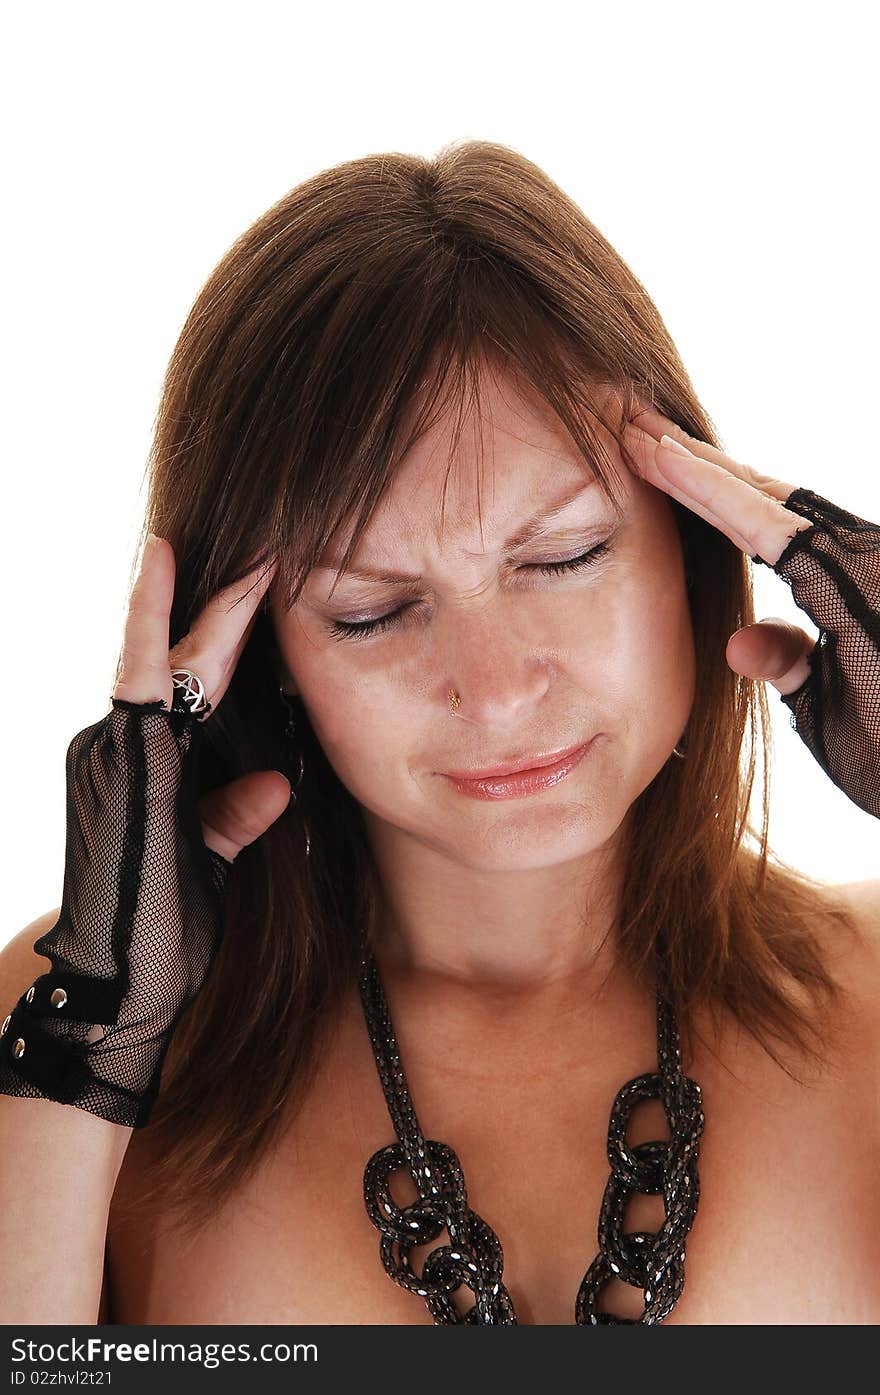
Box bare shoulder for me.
[0,907,60,1004]
[824,878,880,1051]
[836,876,880,925]
[831,877,880,967]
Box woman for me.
[1,140,878,1325]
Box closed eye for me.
[325,539,613,642]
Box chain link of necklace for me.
[358,942,705,1324]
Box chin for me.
[443,800,627,872]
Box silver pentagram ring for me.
[170,669,213,721]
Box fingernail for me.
[659,433,693,458]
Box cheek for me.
[282,624,409,798]
[636,583,696,728]
[604,560,696,745]
[603,501,695,714]
[554,542,695,745]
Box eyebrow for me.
[316,478,600,585]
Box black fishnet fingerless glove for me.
[752,487,880,820]
[0,697,231,1128]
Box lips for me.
[441,740,595,801]
[441,741,590,781]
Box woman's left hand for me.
[625,404,817,698]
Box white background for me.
[1,0,877,942]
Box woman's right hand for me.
[0,531,292,1129]
[112,533,292,863]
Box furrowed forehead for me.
[309,356,626,587]
[315,475,603,584]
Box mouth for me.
[440,741,591,781]
[438,738,598,802]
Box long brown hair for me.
[114,139,859,1239]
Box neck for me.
[362,810,631,1007]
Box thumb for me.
[198,770,293,863]
[725,618,816,696]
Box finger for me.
[621,422,759,553]
[626,405,798,503]
[198,769,292,863]
[113,535,175,708]
[170,555,279,710]
[726,619,815,695]
[624,422,811,563]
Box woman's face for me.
[269,370,696,873]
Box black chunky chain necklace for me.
[358,942,705,1324]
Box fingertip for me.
[137,533,156,574]
[139,532,172,579]
[270,770,293,804]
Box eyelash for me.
[326,539,613,642]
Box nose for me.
[436,601,553,726]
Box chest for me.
[106,994,880,1326]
